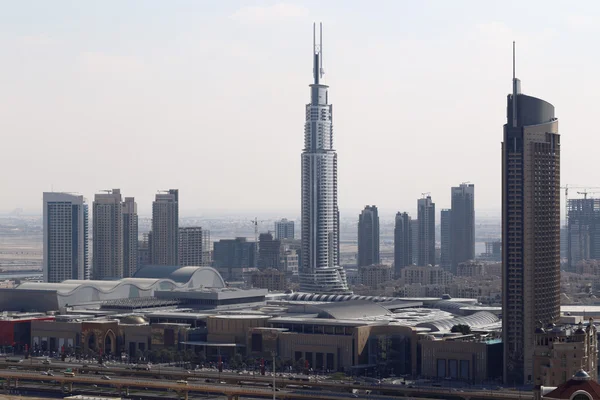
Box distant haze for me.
[1,1,598,217]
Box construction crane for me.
[250,217,267,244]
[577,190,600,200]
[561,185,600,229]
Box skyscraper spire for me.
[313,22,323,85]
[300,23,350,294]
[512,41,521,128]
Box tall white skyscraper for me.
[299,23,349,294]
[43,192,89,283]
[93,189,123,280]
[151,189,179,265]
[122,197,138,277]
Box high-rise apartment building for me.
[93,189,123,280]
[357,205,380,267]
[179,227,206,267]
[274,219,295,240]
[451,183,475,272]
[151,189,179,266]
[282,249,299,276]
[567,198,600,271]
[411,219,419,265]
[394,212,412,278]
[440,209,452,270]
[258,232,282,270]
[137,233,151,269]
[417,195,435,266]
[43,192,89,283]
[122,197,138,277]
[502,46,560,385]
[299,23,349,294]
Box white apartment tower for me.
[43,192,89,282]
[122,197,138,277]
[299,23,349,294]
[151,189,179,265]
[93,189,123,280]
[179,226,210,267]
[274,219,295,240]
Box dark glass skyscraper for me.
[502,45,560,385]
[417,195,435,266]
[357,205,380,267]
[440,209,452,269]
[451,183,475,272]
[394,212,412,277]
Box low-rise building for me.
[534,321,598,388]
[249,268,287,291]
[456,261,485,277]
[358,264,392,288]
[399,265,453,286]
[420,335,503,382]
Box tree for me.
[294,357,306,373]
[451,324,472,334]
[231,353,243,370]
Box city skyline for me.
[2,2,599,215]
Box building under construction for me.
[568,198,600,271]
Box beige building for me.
[249,268,287,291]
[93,189,123,280]
[533,322,598,388]
[456,261,485,277]
[399,265,453,286]
[31,316,189,357]
[358,264,392,288]
[420,335,503,382]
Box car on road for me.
[177,380,188,385]
[102,375,111,380]
[42,359,51,365]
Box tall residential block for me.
[394,212,412,277]
[93,189,123,280]
[258,232,282,270]
[357,205,380,267]
[299,23,349,293]
[502,45,560,385]
[179,227,207,267]
[417,195,435,266]
[411,219,419,265]
[151,189,179,266]
[274,219,295,240]
[213,237,257,269]
[567,198,600,271]
[440,209,452,270]
[122,197,138,277]
[451,183,475,272]
[43,192,89,282]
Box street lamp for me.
[271,351,276,400]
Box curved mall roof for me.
[415,311,500,332]
[13,266,225,309]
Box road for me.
[0,358,532,400]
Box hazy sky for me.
[1,1,599,217]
